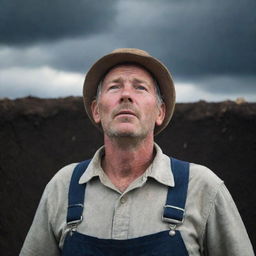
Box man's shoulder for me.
[45,162,78,193]
[186,162,225,226]
[53,162,78,180]
[188,162,223,192]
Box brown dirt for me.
[0,96,255,255]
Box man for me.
[20,48,254,255]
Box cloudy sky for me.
[0,0,255,102]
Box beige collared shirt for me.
[20,144,254,256]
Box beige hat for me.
[83,48,176,135]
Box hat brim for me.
[83,51,175,135]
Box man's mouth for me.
[115,110,137,118]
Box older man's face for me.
[91,64,165,139]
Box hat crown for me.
[111,48,150,57]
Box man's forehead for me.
[102,63,154,83]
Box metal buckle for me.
[68,203,84,209]
[66,203,84,233]
[67,216,83,226]
[59,216,83,248]
[66,216,83,238]
[67,203,84,225]
[162,205,185,224]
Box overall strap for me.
[67,159,91,224]
[162,157,190,226]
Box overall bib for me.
[62,158,190,256]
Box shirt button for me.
[120,196,127,204]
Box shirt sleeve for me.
[19,183,61,256]
[203,183,254,256]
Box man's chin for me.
[108,129,138,138]
[105,126,144,138]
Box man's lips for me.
[115,110,137,118]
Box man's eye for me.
[136,85,147,91]
[108,85,119,90]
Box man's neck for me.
[102,135,155,192]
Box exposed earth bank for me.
[0,97,255,255]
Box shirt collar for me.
[79,143,175,188]
[144,143,174,187]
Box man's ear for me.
[155,102,166,126]
[91,100,101,124]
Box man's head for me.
[83,48,175,135]
[90,64,166,139]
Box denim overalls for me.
[61,158,189,256]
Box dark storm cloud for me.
[0,0,118,45]
[164,1,256,77]
[2,0,255,78]
[116,0,256,78]
[0,0,255,100]
[177,75,256,96]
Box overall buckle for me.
[162,205,185,236]
[66,203,84,234]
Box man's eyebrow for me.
[133,78,149,85]
[105,77,149,85]
[107,78,123,84]
[133,78,147,84]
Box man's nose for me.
[119,87,133,103]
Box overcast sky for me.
[0,0,255,102]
